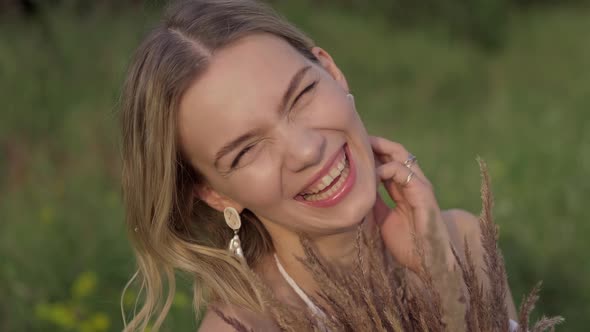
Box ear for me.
[311,46,350,93]
[193,183,244,213]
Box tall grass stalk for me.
[215,160,564,331]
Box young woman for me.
[120,0,518,330]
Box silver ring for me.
[403,170,415,186]
[404,154,417,169]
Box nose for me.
[282,126,325,173]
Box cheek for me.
[230,158,284,208]
[315,85,374,177]
[306,87,358,129]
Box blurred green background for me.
[1,0,589,331]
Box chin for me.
[326,171,377,231]
[344,182,377,225]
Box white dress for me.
[274,254,520,332]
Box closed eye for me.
[228,82,316,171]
[231,144,255,169]
[292,81,317,106]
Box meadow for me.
[1,2,588,331]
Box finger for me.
[371,137,431,189]
[370,136,430,185]
[376,161,436,207]
[376,161,422,188]
[370,136,418,168]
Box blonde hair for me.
[119,0,318,330]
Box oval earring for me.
[223,207,245,260]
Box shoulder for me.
[198,302,280,332]
[440,208,486,267]
[440,208,518,319]
[441,208,482,250]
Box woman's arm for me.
[442,208,518,320]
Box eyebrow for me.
[213,65,312,169]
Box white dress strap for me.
[273,254,325,317]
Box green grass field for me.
[1,3,588,331]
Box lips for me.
[295,144,356,208]
[300,151,347,195]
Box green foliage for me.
[34,271,111,332]
[280,0,511,50]
[1,2,589,331]
[284,0,590,50]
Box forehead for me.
[178,33,309,166]
[185,33,307,106]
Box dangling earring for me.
[223,207,244,259]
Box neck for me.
[265,210,376,300]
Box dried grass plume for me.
[215,159,564,331]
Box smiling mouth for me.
[299,153,349,201]
[295,144,355,207]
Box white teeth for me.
[326,187,336,197]
[322,175,333,187]
[329,168,340,178]
[301,158,350,201]
[300,151,349,196]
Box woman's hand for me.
[370,136,455,273]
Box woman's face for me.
[178,33,377,236]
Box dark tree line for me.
[0,0,145,17]
[2,0,588,51]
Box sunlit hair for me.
[119,0,318,330]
